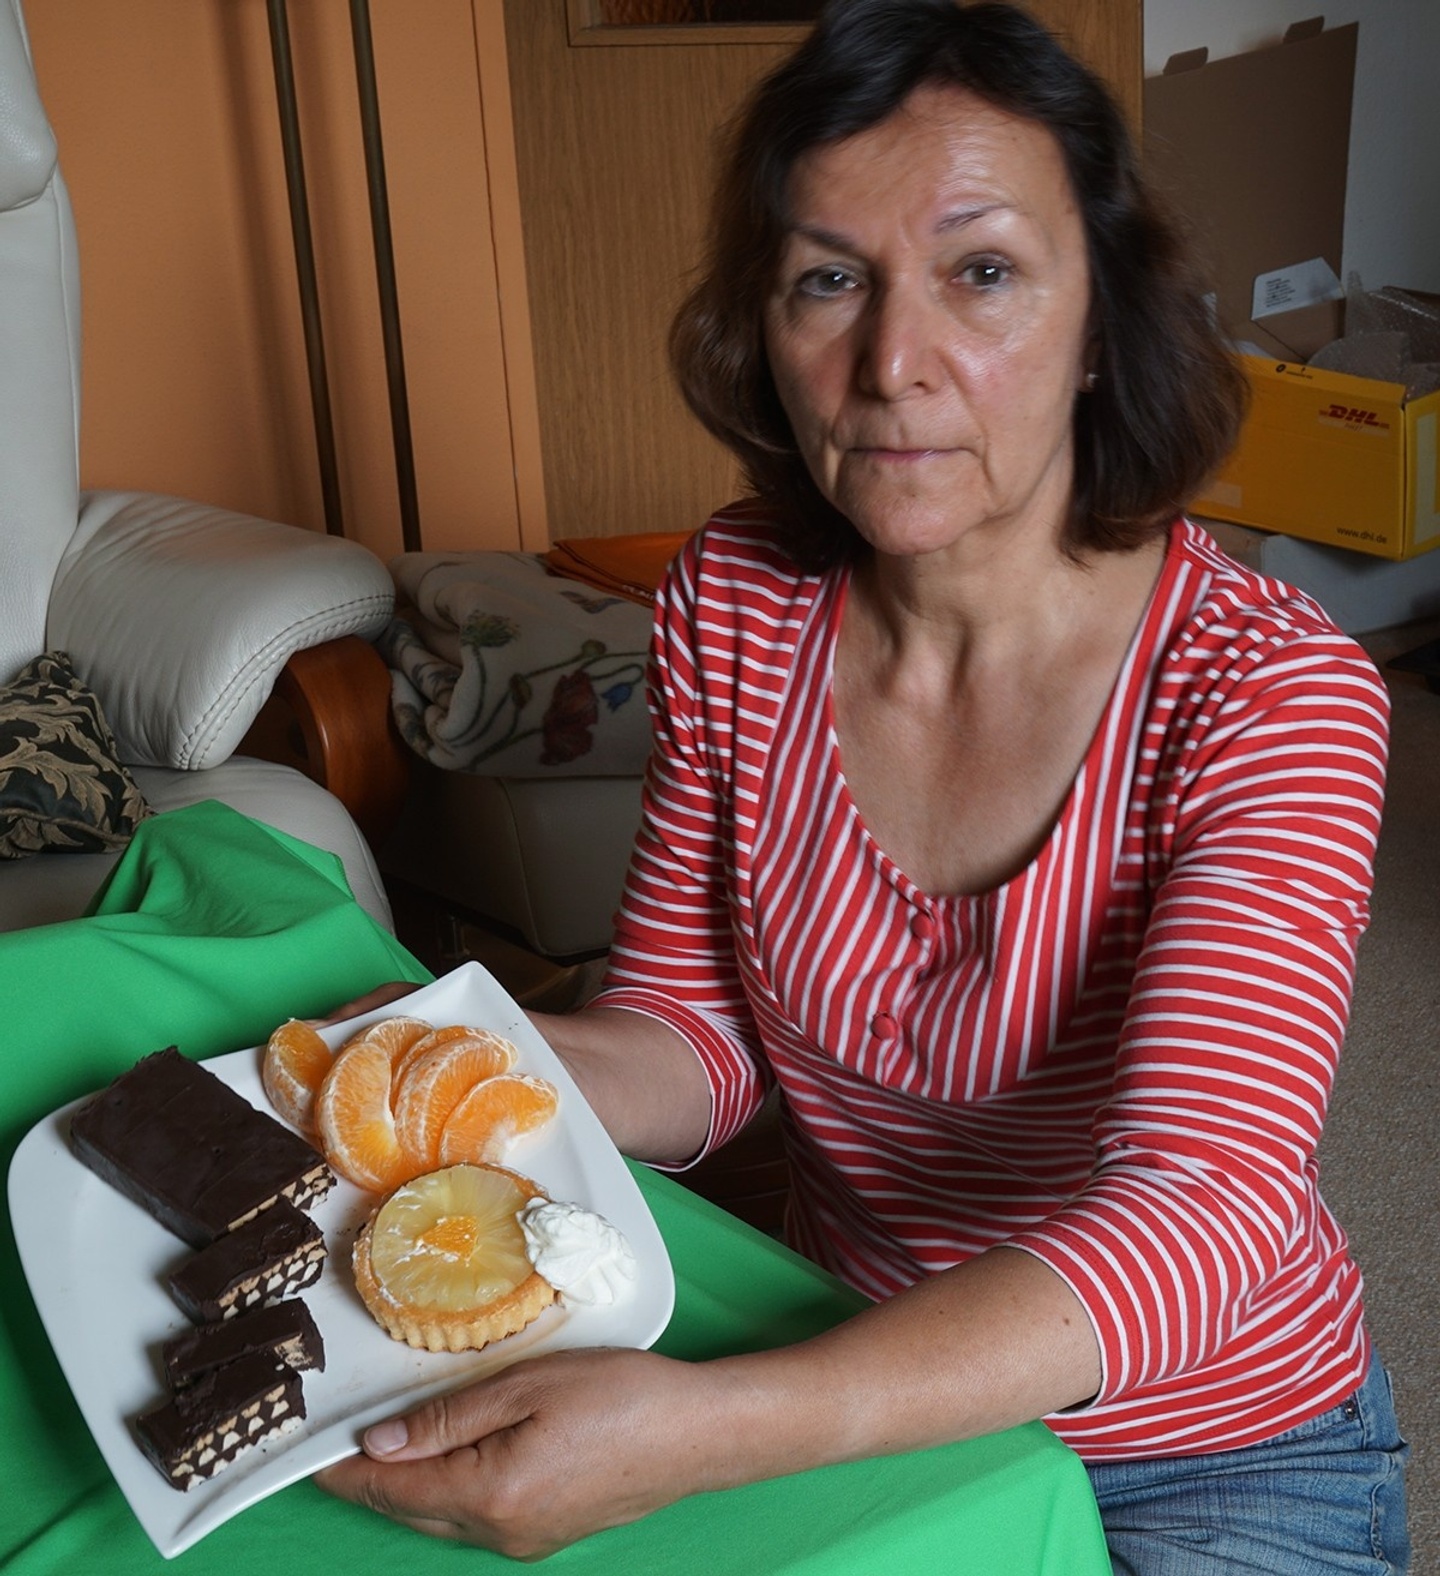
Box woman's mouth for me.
[853,446,950,462]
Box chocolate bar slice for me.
[70,1047,334,1247]
[163,1298,325,1388]
[168,1199,327,1322]
[135,1353,306,1490]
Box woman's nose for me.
[857,282,946,400]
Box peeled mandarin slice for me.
[261,1018,333,1134]
[437,1072,559,1167]
[393,1032,521,1172]
[339,1014,433,1067]
[315,1039,410,1193]
[391,1023,495,1086]
[352,1163,556,1352]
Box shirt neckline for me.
[819,521,1188,909]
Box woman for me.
[319,2,1410,1567]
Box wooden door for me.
[25,0,547,561]
[503,0,1141,541]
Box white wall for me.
[1144,0,1439,294]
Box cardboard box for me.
[1195,356,1440,560]
[1144,19,1356,362]
[1200,515,1440,634]
[1145,22,1440,560]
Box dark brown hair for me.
[670,0,1248,569]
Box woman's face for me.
[764,84,1093,563]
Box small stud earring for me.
[1084,370,1099,391]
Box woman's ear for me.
[1079,330,1102,392]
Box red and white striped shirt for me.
[593,503,1390,1460]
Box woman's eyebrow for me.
[786,221,861,254]
[936,201,1009,233]
[787,203,1010,253]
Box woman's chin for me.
[845,505,997,564]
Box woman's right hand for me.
[308,987,712,1165]
[308,980,423,1028]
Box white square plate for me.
[7,963,674,1558]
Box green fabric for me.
[0,802,1109,1574]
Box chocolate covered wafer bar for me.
[163,1298,326,1388]
[168,1200,327,1323]
[70,1047,334,1247]
[135,1353,306,1490]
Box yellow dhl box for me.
[1193,356,1440,561]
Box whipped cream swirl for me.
[518,1198,638,1307]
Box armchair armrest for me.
[48,489,394,769]
[240,635,411,848]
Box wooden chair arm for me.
[239,635,410,848]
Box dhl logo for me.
[1319,403,1390,433]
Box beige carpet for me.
[1321,616,1440,1571]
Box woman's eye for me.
[959,259,1011,289]
[796,266,859,299]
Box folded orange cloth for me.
[542,532,692,606]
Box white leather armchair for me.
[1,0,405,932]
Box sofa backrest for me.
[0,0,82,682]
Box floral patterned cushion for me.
[380,552,655,778]
[0,651,152,859]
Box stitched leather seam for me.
[177,594,392,768]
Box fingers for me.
[314,1453,466,1544]
[310,1351,707,1558]
[315,1439,560,1558]
[359,1368,539,1463]
[311,1363,546,1547]
[306,980,422,1028]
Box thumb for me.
[359,1414,415,1460]
[359,1373,533,1462]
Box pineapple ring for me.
[353,1163,557,1352]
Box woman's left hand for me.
[314,1249,1103,1556]
[313,1347,747,1559]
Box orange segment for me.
[393,1032,521,1172]
[391,1023,493,1085]
[340,1014,433,1067]
[315,1039,411,1193]
[437,1073,559,1167]
[261,1019,333,1134]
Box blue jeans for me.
[1087,1357,1411,1574]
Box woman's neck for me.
[832,527,1170,896]
[849,527,1166,694]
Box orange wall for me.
[22,0,545,560]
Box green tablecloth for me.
[0,804,1109,1574]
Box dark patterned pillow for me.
[0,651,152,859]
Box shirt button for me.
[911,913,936,943]
[871,1011,899,1039]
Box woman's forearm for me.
[527,1004,713,1165]
[316,1242,1103,1557]
[695,1246,1101,1487]
[314,985,713,1163]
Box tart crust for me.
[352,1164,557,1353]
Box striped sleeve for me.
[587,520,773,1155]
[1009,620,1390,1406]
